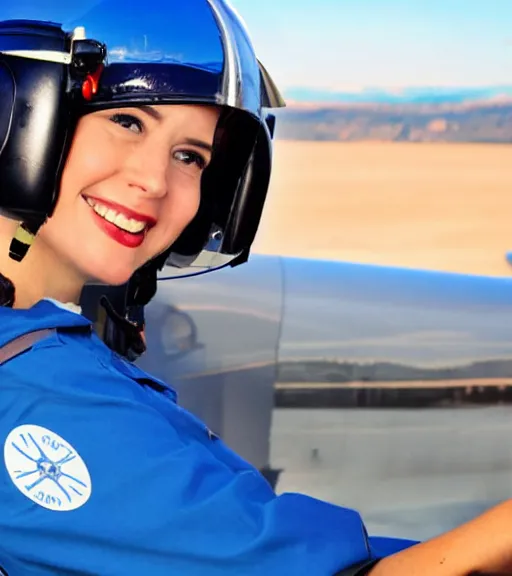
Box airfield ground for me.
[253,141,512,277]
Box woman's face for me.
[37,104,219,286]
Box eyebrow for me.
[138,104,163,121]
[184,138,213,153]
[138,105,213,153]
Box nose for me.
[122,136,168,199]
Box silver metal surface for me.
[139,254,512,534]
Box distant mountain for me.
[283,85,512,106]
[278,358,512,383]
[275,89,512,143]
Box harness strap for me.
[0,329,55,366]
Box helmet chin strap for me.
[91,262,158,361]
[99,294,147,362]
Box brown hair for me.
[0,273,15,308]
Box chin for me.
[94,270,136,287]
[85,258,138,287]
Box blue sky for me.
[232,0,512,91]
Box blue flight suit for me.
[0,300,416,575]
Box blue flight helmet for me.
[0,0,284,275]
[0,0,285,357]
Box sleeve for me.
[0,392,417,576]
[332,536,420,575]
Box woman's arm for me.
[368,499,512,576]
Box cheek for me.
[153,176,202,246]
[173,174,202,226]
[60,124,119,198]
[37,130,120,248]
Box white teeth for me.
[112,212,146,233]
[85,197,147,234]
[105,208,117,223]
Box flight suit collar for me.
[0,299,91,348]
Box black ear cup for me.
[0,54,71,224]
[0,61,14,160]
[0,20,106,226]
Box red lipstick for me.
[84,195,157,249]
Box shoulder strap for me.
[0,329,55,366]
[334,560,379,576]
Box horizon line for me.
[282,83,512,93]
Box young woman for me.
[0,1,511,575]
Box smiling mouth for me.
[83,196,150,234]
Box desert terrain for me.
[253,140,512,277]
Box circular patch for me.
[4,425,92,512]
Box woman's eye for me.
[109,113,144,134]
[173,150,207,170]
